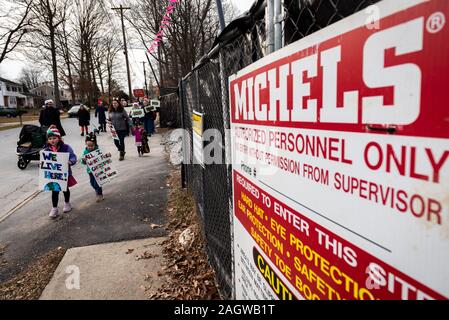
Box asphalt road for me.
[0,117,169,283]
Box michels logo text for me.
[230,0,449,139]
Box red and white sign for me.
[230,0,449,300]
[133,89,145,98]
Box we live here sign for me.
[230,0,449,300]
[39,151,69,192]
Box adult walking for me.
[95,101,107,132]
[108,99,132,161]
[39,99,66,136]
[77,105,91,136]
[120,98,130,136]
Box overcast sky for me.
[0,0,256,90]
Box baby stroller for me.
[16,125,47,170]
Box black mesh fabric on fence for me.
[159,92,181,128]
[178,0,383,299]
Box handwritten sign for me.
[131,108,145,118]
[39,151,69,192]
[150,100,160,108]
[144,106,155,113]
[107,120,119,141]
[85,149,118,186]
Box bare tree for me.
[70,0,106,107]
[27,0,68,108]
[55,9,78,106]
[126,0,235,87]
[0,0,33,64]
[18,67,42,89]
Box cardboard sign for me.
[192,111,204,167]
[150,100,160,108]
[39,151,69,192]
[131,108,145,118]
[230,0,449,300]
[84,148,118,186]
[144,106,155,113]
[106,120,119,141]
[133,89,145,98]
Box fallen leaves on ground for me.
[147,169,220,300]
[0,247,66,300]
[136,251,158,261]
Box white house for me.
[0,76,35,108]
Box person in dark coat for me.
[95,102,107,132]
[39,99,66,136]
[77,105,91,136]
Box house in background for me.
[30,82,82,108]
[0,77,36,108]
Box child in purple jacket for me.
[44,125,77,219]
[132,121,146,157]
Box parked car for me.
[0,106,27,118]
[68,105,87,118]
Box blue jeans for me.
[114,130,127,152]
[89,173,103,195]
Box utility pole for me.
[142,61,149,97]
[215,0,226,31]
[112,5,133,101]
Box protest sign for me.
[144,106,155,113]
[85,148,117,186]
[39,151,69,192]
[107,120,119,141]
[150,100,160,109]
[131,108,145,118]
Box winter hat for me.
[45,99,54,105]
[47,125,61,138]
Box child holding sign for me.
[131,121,148,156]
[44,126,77,219]
[80,136,112,202]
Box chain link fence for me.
[159,92,181,128]
[176,0,382,299]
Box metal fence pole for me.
[178,79,187,189]
[267,0,275,54]
[274,0,282,51]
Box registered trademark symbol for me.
[426,12,446,33]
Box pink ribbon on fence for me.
[147,0,179,54]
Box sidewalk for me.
[0,130,170,298]
[40,238,168,300]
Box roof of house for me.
[0,76,22,86]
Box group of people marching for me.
[38,97,157,219]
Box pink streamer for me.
[147,0,179,54]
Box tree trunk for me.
[50,29,61,108]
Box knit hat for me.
[47,125,61,138]
[45,99,54,105]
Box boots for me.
[119,151,125,161]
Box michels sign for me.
[229,0,449,300]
